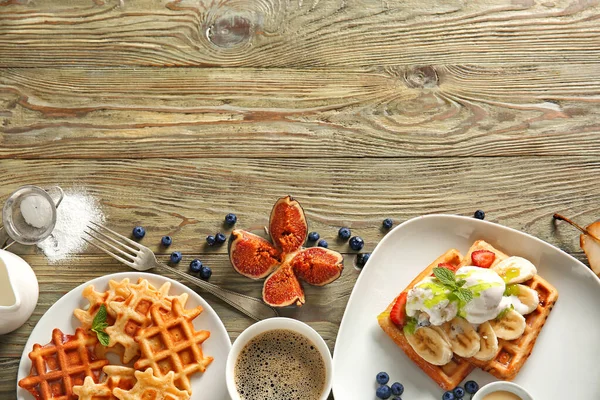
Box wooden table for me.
[1,0,600,398]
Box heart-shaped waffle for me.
[18,328,109,400]
[134,298,213,394]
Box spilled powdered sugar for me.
[37,189,105,263]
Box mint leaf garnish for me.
[92,304,107,329]
[96,330,110,346]
[91,304,109,346]
[433,267,456,287]
[433,267,474,305]
[455,288,473,303]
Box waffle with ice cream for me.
[460,240,559,380]
[377,240,558,389]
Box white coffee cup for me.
[225,317,333,400]
[473,381,534,400]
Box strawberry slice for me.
[390,292,408,327]
[430,262,459,276]
[437,262,458,272]
[471,250,496,268]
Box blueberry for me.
[199,266,212,280]
[225,213,237,225]
[206,235,216,246]
[189,259,203,273]
[376,385,391,399]
[308,231,320,242]
[390,382,404,395]
[442,391,455,400]
[383,218,393,230]
[161,236,172,247]
[474,210,485,220]
[170,251,182,264]
[338,227,351,240]
[356,253,371,268]
[317,239,328,248]
[464,381,479,394]
[215,232,226,244]
[132,226,145,239]
[349,236,364,251]
[453,386,465,398]
[375,372,389,385]
[392,398,402,400]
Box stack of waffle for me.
[19,278,213,400]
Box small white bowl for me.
[226,317,333,400]
[473,381,534,400]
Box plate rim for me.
[16,271,232,399]
[332,213,600,396]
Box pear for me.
[580,221,600,276]
[554,214,600,276]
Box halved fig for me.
[262,265,305,307]
[229,230,281,279]
[290,247,344,286]
[269,196,308,254]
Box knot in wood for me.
[403,66,439,89]
[206,12,254,48]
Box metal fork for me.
[83,222,278,321]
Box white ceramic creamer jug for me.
[0,249,38,335]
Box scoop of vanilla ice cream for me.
[405,277,458,326]
[456,266,506,324]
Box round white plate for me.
[333,214,600,399]
[17,272,231,400]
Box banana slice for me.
[405,326,453,366]
[473,321,499,361]
[431,326,452,347]
[505,284,539,315]
[489,308,526,340]
[492,256,537,284]
[441,317,481,358]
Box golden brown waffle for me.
[18,328,109,400]
[113,368,190,400]
[106,280,188,363]
[74,279,132,330]
[134,298,213,394]
[462,241,559,380]
[73,366,136,400]
[377,249,475,390]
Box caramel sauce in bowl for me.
[473,382,534,400]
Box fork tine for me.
[89,221,142,249]
[85,230,137,262]
[87,225,138,254]
[83,237,135,268]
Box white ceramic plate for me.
[17,272,231,400]
[333,214,600,399]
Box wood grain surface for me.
[1,0,600,67]
[1,0,600,398]
[2,65,600,158]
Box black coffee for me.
[234,329,327,400]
